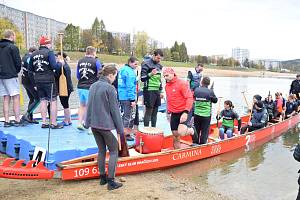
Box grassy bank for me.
[65,51,256,71]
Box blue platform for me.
[0,104,169,170]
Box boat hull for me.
[60,114,300,180]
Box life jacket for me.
[276,97,284,113]
[31,46,55,83]
[77,56,98,89]
[220,109,240,128]
[194,86,217,117]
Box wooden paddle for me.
[58,33,68,97]
[213,97,223,138]
[244,101,254,134]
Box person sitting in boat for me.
[252,94,262,113]
[216,100,241,140]
[193,76,218,144]
[163,67,194,149]
[285,94,298,119]
[274,92,286,119]
[240,101,268,134]
[85,64,124,190]
[263,94,276,122]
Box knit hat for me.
[253,94,262,101]
[163,67,175,75]
[255,101,264,109]
[39,36,51,45]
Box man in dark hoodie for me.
[28,36,64,129]
[140,49,164,127]
[20,47,39,124]
[0,30,22,127]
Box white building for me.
[0,3,67,49]
[232,47,250,66]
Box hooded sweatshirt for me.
[0,39,21,79]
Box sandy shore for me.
[0,154,233,200]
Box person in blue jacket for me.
[118,56,138,141]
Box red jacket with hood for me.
[165,75,193,113]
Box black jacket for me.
[0,39,21,79]
[54,60,74,93]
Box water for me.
[1,74,298,199]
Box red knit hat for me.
[39,36,51,45]
[163,67,175,75]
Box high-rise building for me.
[232,47,250,66]
[0,3,67,49]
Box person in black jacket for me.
[263,94,276,122]
[28,36,64,129]
[290,74,300,100]
[0,30,22,127]
[54,52,74,126]
[20,47,39,124]
[140,49,164,127]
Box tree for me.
[63,23,80,51]
[0,18,24,49]
[135,31,149,57]
[105,31,114,54]
[243,58,250,68]
[179,42,188,62]
[113,35,122,54]
[162,48,171,61]
[171,51,180,62]
[80,29,93,49]
[120,34,131,55]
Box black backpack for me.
[293,143,300,162]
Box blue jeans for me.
[219,126,233,140]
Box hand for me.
[180,113,188,123]
[160,93,164,99]
[248,122,252,126]
[151,68,158,75]
[34,87,37,91]
[237,131,240,135]
[131,102,136,107]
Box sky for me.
[3,0,300,60]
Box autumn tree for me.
[135,31,149,57]
[0,18,24,49]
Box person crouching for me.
[163,67,193,149]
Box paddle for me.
[242,91,251,113]
[244,101,254,134]
[213,97,223,138]
[58,33,68,97]
[19,85,24,106]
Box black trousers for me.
[297,175,300,200]
[240,125,260,134]
[23,82,39,119]
[194,115,211,144]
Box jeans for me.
[219,126,233,140]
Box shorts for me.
[143,90,161,108]
[0,78,20,96]
[36,82,57,101]
[78,88,89,104]
[170,112,189,131]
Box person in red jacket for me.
[163,67,194,149]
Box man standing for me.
[193,76,218,144]
[141,49,164,127]
[118,56,138,141]
[187,63,203,91]
[290,74,300,100]
[76,46,102,130]
[163,67,193,149]
[21,47,39,124]
[28,36,63,129]
[0,30,22,127]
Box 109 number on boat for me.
[74,167,99,178]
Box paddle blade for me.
[19,86,24,106]
[213,128,219,138]
[59,74,68,97]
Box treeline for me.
[59,17,191,62]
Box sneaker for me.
[126,135,134,141]
[61,121,72,126]
[100,175,107,185]
[3,121,13,128]
[13,121,26,127]
[29,119,39,124]
[77,124,85,131]
[50,124,64,129]
[41,124,49,128]
[107,179,123,190]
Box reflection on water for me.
[166,127,300,200]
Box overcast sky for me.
[3,0,300,60]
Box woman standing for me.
[55,52,74,126]
[85,64,124,190]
